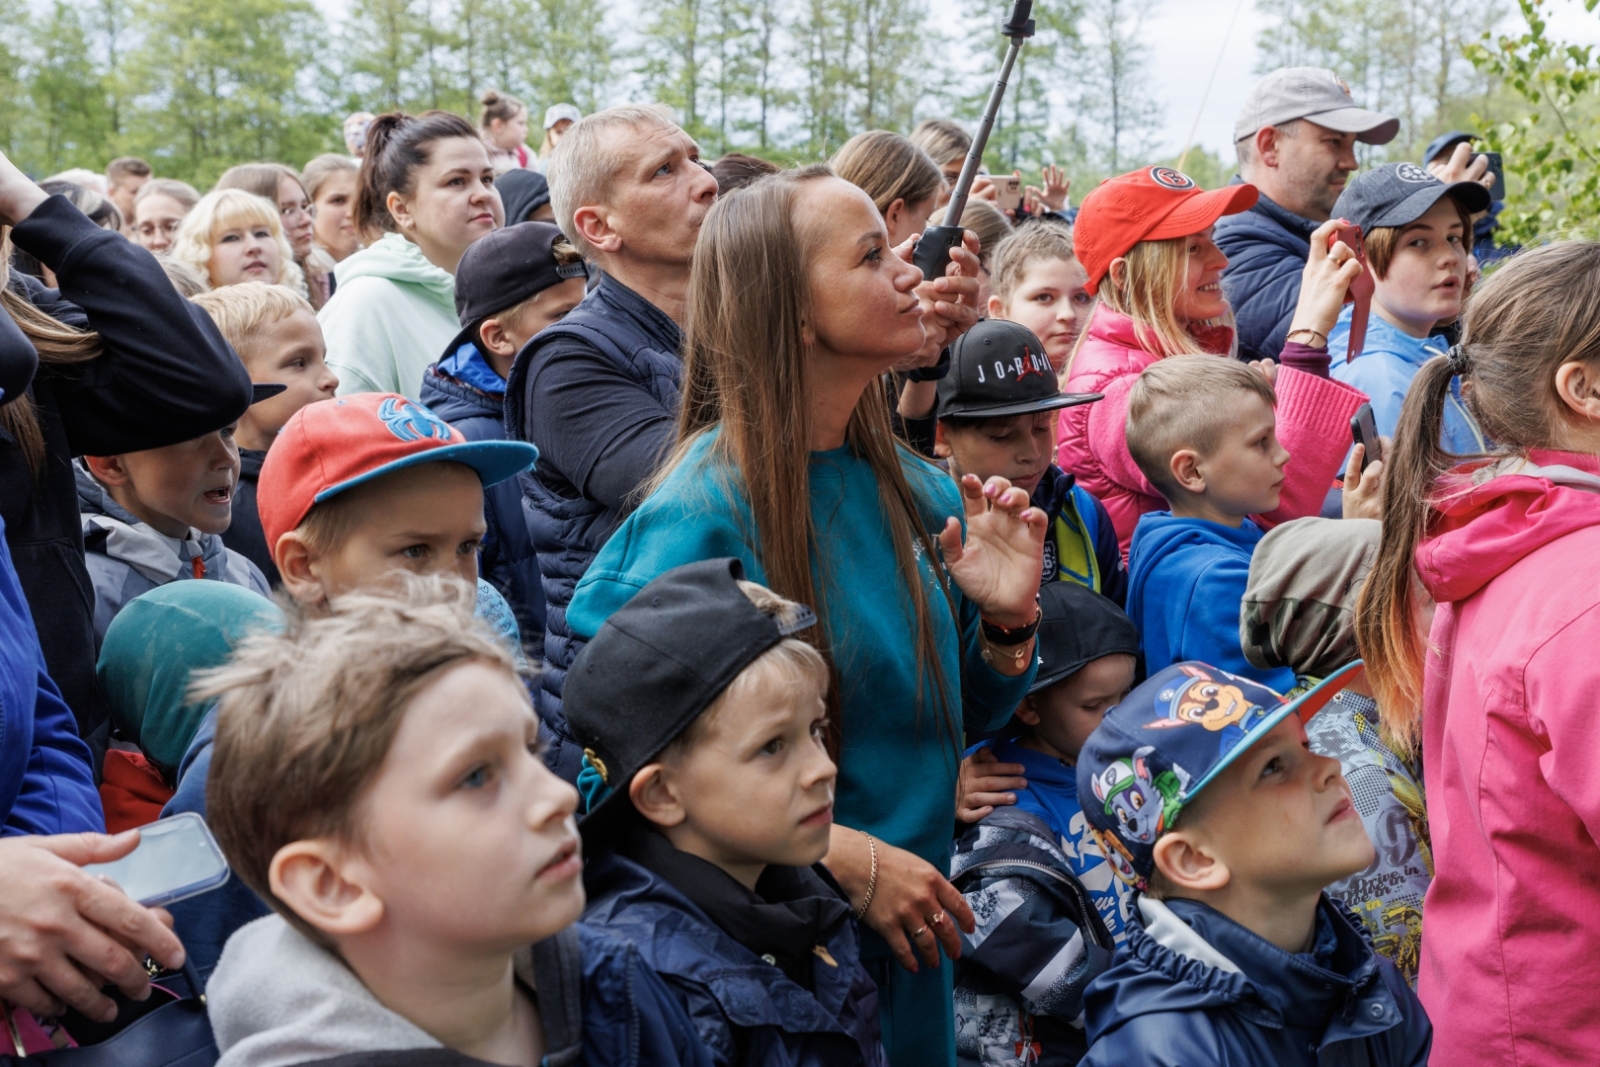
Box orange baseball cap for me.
[257,392,538,551]
[1073,167,1260,295]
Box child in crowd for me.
[985,221,1094,373]
[1059,167,1367,554]
[193,283,340,585]
[1240,516,1430,988]
[1329,163,1491,450]
[1123,356,1294,688]
[76,385,281,643]
[197,577,711,1067]
[951,580,1137,1067]
[1075,662,1431,1065]
[934,318,1123,603]
[421,221,588,641]
[566,558,886,1067]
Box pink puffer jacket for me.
[1056,306,1366,555]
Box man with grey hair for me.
[1214,67,1398,362]
[505,104,719,779]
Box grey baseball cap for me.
[1331,162,1490,234]
[1235,67,1399,145]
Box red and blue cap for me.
[257,392,538,552]
[1075,660,1363,889]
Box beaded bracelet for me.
[856,830,879,920]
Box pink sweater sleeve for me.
[1260,365,1367,527]
[1085,371,1162,499]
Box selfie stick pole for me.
[911,1,1035,284]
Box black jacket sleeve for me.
[8,195,251,456]
[0,300,38,406]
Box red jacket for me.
[1414,451,1600,1065]
[1056,306,1366,555]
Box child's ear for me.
[1151,830,1230,894]
[1169,448,1206,495]
[932,420,953,459]
[883,197,908,235]
[1013,694,1042,727]
[269,839,384,937]
[987,294,1006,320]
[1106,258,1129,294]
[274,531,330,607]
[476,317,520,360]
[83,454,131,488]
[628,764,686,829]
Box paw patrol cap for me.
[257,392,539,550]
[1075,660,1363,888]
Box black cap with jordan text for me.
[937,319,1102,419]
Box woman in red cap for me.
[1057,166,1372,553]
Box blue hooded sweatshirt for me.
[1126,513,1294,691]
[1330,307,1486,456]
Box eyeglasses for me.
[135,220,181,237]
[280,201,312,225]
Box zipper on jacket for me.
[960,858,1111,950]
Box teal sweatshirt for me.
[568,430,1036,872]
[319,233,459,401]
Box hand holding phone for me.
[83,812,231,907]
[1351,402,1383,473]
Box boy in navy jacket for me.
[1075,661,1431,1066]
[566,559,885,1067]
[1123,355,1294,688]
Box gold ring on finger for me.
[912,925,929,939]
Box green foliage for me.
[1465,0,1600,241]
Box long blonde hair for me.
[1086,235,1236,368]
[663,165,961,757]
[170,189,307,297]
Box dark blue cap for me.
[1331,162,1490,236]
[1075,660,1362,889]
[1423,130,1474,166]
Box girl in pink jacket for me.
[1358,241,1600,1066]
[1056,167,1368,553]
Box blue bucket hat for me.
[1075,660,1363,889]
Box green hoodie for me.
[97,582,283,777]
[319,233,458,400]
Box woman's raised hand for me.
[0,149,49,229]
[938,473,1046,630]
[1288,218,1366,348]
[895,229,984,370]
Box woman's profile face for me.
[797,177,926,368]
[276,175,315,259]
[209,219,281,287]
[311,169,361,261]
[1171,226,1231,324]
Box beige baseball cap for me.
[1235,67,1398,145]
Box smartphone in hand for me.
[1002,174,1024,214]
[1351,402,1383,473]
[84,812,231,907]
[1479,151,1504,197]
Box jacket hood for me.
[333,233,456,307]
[1127,513,1263,618]
[210,915,445,1067]
[1416,450,1600,604]
[422,354,504,424]
[75,461,235,585]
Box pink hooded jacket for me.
[1056,306,1367,555]
[1414,450,1600,1066]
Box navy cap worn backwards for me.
[444,221,587,359]
[937,319,1102,420]
[1332,162,1491,236]
[564,558,818,841]
[1074,660,1363,889]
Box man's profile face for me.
[1273,121,1360,220]
[600,122,718,268]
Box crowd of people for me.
[0,57,1589,1067]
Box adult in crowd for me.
[129,178,199,255]
[103,157,150,232]
[1215,66,1398,361]
[0,147,252,747]
[481,89,534,172]
[566,166,1035,1067]
[910,118,997,210]
[215,163,334,308]
[170,189,307,295]
[539,103,581,172]
[319,110,503,400]
[710,151,777,194]
[300,153,362,264]
[505,104,717,779]
[496,167,555,224]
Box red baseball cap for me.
[1073,167,1260,295]
[257,392,539,551]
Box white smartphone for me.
[83,813,231,907]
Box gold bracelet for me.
[980,632,1037,669]
[856,830,879,920]
[1286,328,1327,346]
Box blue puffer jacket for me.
[0,511,101,836]
[1081,895,1431,1067]
[1215,185,1319,363]
[504,276,682,781]
[583,848,886,1067]
[420,350,546,646]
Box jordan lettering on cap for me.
[975,347,1053,385]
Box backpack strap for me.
[526,927,583,1066]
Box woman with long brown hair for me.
[568,167,1045,1067]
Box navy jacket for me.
[221,447,277,586]
[421,354,546,646]
[1081,895,1431,1067]
[505,275,682,781]
[583,847,885,1067]
[1214,185,1319,363]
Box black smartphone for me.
[1479,151,1504,198]
[1350,402,1382,473]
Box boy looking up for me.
[986,222,1095,373]
[934,318,1121,603]
[566,558,886,1067]
[422,222,588,646]
[194,283,341,585]
[950,579,1138,1067]
[1075,661,1431,1065]
[1123,356,1294,689]
[77,384,282,643]
[198,578,711,1067]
